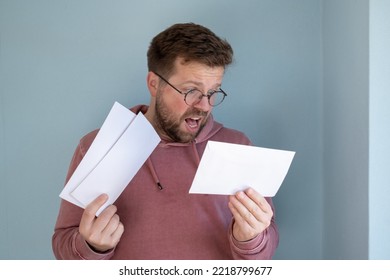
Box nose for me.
[193,94,212,111]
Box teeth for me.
[186,117,199,128]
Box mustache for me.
[182,108,208,119]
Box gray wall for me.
[322,0,390,260]
[322,0,369,259]
[1,0,388,260]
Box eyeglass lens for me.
[185,90,225,106]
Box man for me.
[52,23,279,260]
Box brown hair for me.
[147,23,233,77]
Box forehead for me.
[171,58,225,81]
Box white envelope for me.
[189,141,295,196]
[59,102,160,215]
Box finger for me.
[234,191,261,222]
[228,199,246,224]
[243,189,274,230]
[110,222,125,245]
[95,213,122,249]
[101,212,120,236]
[229,194,259,228]
[230,189,273,230]
[229,198,261,241]
[92,204,118,234]
[244,188,272,214]
[81,194,109,230]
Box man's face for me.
[154,60,224,143]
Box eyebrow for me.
[179,80,222,89]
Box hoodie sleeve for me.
[52,131,115,260]
[228,197,279,260]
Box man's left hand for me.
[228,187,273,241]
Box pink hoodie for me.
[52,105,279,260]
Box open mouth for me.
[185,117,201,129]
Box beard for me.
[154,91,209,143]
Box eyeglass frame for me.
[153,72,227,107]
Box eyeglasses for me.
[154,72,227,107]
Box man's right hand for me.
[79,194,124,253]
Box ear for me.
[147,71,159,97]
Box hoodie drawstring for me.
[146,141,202,191]
[192,141,201,165]
[147,157,163,190]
